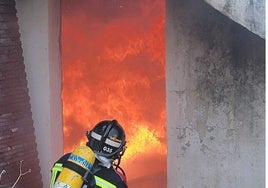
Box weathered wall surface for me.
[204,0,265,38]
[166,0,265,187]
[0,0,42,187]
[15,0,63,187]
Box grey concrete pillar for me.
[204,0,265,39]
[166,0,265,187]
[15,0,63,187]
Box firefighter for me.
[50,119,128,188]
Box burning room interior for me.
[61,0,166,187]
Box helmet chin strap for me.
[95,153,113,168]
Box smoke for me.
[61,0,166,187]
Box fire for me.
[61,0,166,187]
[103,39,144,62]
[124,124,165,160]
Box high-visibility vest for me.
[50,163,63,188]
[50,163,117,188]
[94,176,116,188]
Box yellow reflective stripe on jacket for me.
[50,163,117,188]
[95,176,116,188]
[50,163,63,188]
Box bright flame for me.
[61,0,166,187]
[124,124,165,160]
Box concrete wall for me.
[166,0,265,187]
[204,0,265,39]
[15,0,63,187]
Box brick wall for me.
[0,0,43,187]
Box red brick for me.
[0,1,42,187]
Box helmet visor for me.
[89,131,124,158]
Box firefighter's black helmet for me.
[86,120,126,160]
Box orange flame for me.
[61,0,166,187]
[124,123,166,160]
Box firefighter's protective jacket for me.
[50,153,128,188]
